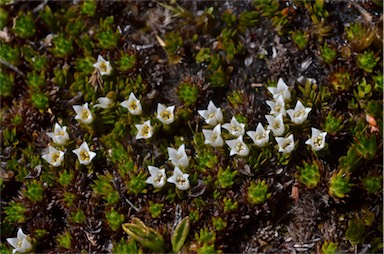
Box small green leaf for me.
[171,216,190,253]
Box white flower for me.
[246,123,271,147]
[120,92,142,115]
[286,100,312,125]
[42,145,65,167]
[222,117,245,137]
[167,144,189,169]
[6,228,33,254]
[94,97,114,109]
[198,100,223,126]
[146,166,166,188]
[93,55,112,76]
[305,128,327,151]
[266,114,285,136]
[135,120,153,140]
[46,123,69,145]
[225,135,250,156]
[167,167,190,190]
[73,103,94,124]
[267,78,291,101]
[275,134,295,154]
[203,124,224,147]
[266,95,286,116]
[72,142,96,166]
[157,103,175,125]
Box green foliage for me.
[171,216,190,253]
[27,72,45,90]
[330,69,352,92]
[217,167,237,189]
[177,81,200,106]
[346,219,365,245]
[0,8,8,29]
[51,34,74,58]
[163,31,184,64]
[354,133,377,160]
[4,202,26,223]
[63,192,77,207]
[362,175,382,194]
[117,51,137,72]
[247,180,271,205]
[209,68,227,88]
[321,241,339,254]
[127,171,147,195]
[238,11,259,32]
[92,174,120,205]
[105,207,125,231]
[223,197,238,213]
[75,57,95,74]
[354,78,372,100]
[323,111,343,134]
[304,0,329,24]
[328,170,352,198]
[122,217,165,253]
[0,42,20,66]
[0,70,14,97]
[345,22,376,51]
[112,238,141,254]
[24,180,44,203]
[81,0,97,17]
[338,146,362,172]
[292,30,309,50]
[56,231,72,249]
[356,50,380,73]
[148,201,164,219]
[70,209,86,224]
[12,11,36,39]
[319,42,337,64]
[58,170,74,187]
[297,160,321,189]
[31,92,49,110]
[195,47,211,64]
[212,217,227,231]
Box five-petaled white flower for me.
[266,114,285,136]
[266,95,286,116]
[305,128,327,151]
[275,134,295,154]
[135,120,153,140]
[267,78,291,101]
[72,141,96,166]
[225,135,250,156]
[6,228,33,254]
[167,167,190,190]
[73,103,94,124]
[46,123,70,145]
[94,97,114,109]
[120,92,142,115]
[93,55,112,76]
[157,103,175,125]
[246,123,271,147]
[168,144,189,169]
[198,100,223,126]
[146,166,166,188]
[222,117,245,137]
[203,124,224,147]
[287,100,312,125]
[42,145,65,167]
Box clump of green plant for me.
[319,42,337,64]
[12,11,36,39]
[297,160,321,189]
[356,50,380,73]
[292,30,309,50]
[247,180,271,205]
[345,22,377,52]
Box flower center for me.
[208,112,216,119]
[160,110,171,120]
[55,130,64,136]
[235,142,245,153]
[272,122,280,129]
[100,62,107,72]
[154,173,163,183]
[294,109,305,118]
[129,101,138,111]
[274,105,281,113]
[52,152,61,163]
[282,141,291,149]
[80,150,90,161]
[314,136,323,147]
[211,132,218,141]
[176,175,186,185]
[231,125,241,132]
[256,133,266,140]
[17,240,22,248]
[141,125,150,137]
[81,109,89,120]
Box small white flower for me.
[246,123,271,147]
[46,123,69,145]
[42,145,65,167]
[94,97,114,109]
[135,120,153,140]
[275,134,295,154]
[73,103,94,124]
[167,167,190,190]
[266,114,285,136]
[305,128,327,151]
[168,144,189,169]
[225,135,250,156]
[120,92,142,115]
[286,100,312,125]
[93,55,112,76]
[6,228,33,254]
[203,124,224,147]
[266,95,286,116]
[157,103,175,125]
[146,166,166,188]
[267,78,291,101]
[72,141,96,166]
[198,100,223,126]
[222,117,245,137]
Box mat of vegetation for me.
[0,0,383,253]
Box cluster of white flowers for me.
[198,78,327,156]
[146,144,190,190]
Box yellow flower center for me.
[273,122,280,129]
[51,152,61,163]
[129,101,138,111]
[100,62,108,73]
[256,133,266,140]
[275,105,281,113]
[81,109,89,120]
[176,175,186,186]
[314,136,323,147]
[211,132,218,141]
[154,173,163,183]
[282,140,291,149]
[160,110,171,120]
[235,142,245,153]
[208,112,215,119]
[55,130,64,136]
[80,150,90,161]
[141,125,150,137]
[17,240,22,248]
[231,125,241,132]
[294,109,305,118]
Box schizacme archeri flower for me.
[42,145,65,167]
[266,114,285,137]
[222,116,245,137]
[305,128,327,151]
[287,100,312,125]
[94,96,114,109]
[120,92,142,115]
[6,228,33,254]
[198,100,223,126]
[168,144,189,169]
[266,95,286,116]
[157,103,175,125]
[46,123,69,145]
[202,124,224,147]
[275,134,295,154]
[167,167,190,190]
[225,135,250,156]
[247,123,271,147]
[72,141,96,166]
[146,166,166,188]
[73,102,94,124]
[267,78,291,101]
[92,55,112,76]
[135,120,154,140]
